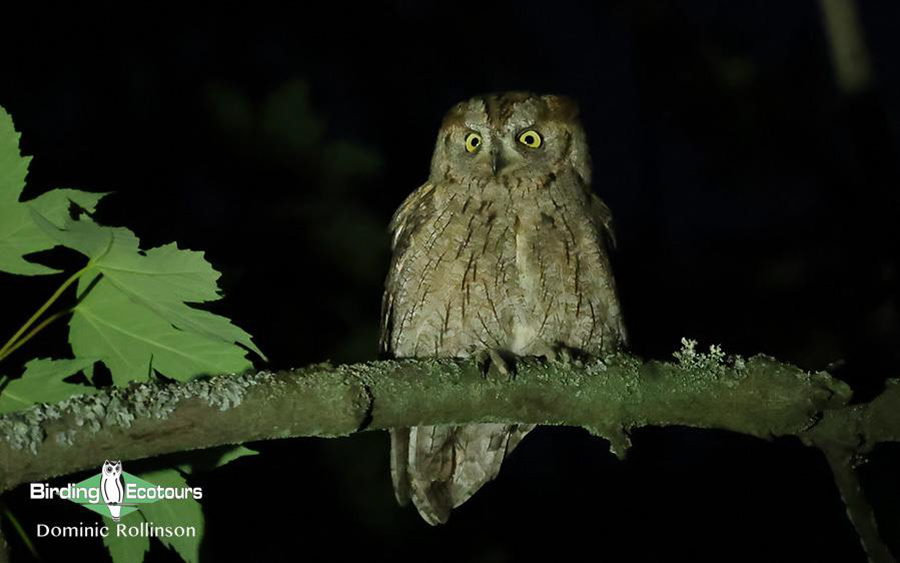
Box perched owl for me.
[380,92,626,525]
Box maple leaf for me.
[0,107,107,275]
[0,357,98,414]
[30,214,264,385]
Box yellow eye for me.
[464,132,482,153]
[518,130,542,148]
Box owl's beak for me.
[491,147,507,176]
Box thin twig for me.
[822,447,895,563]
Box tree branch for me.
[3,348,897,490]
[0,348,898,559]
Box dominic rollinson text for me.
[37,521,196,538]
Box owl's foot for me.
[476,349,515,382]
[532,343,584,364]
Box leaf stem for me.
[0,263,92,360]
[1,502,41,561]
[0,308,75,363]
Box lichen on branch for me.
[0,346,890,492]
[1,346,898,561]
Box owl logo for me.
[100,460,124,521]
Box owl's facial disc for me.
[433,93,585,182]
[490,131,545,177]
[456,128,525,177]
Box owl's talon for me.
[554,346,579,365]
[533,343,581,365]
[477,349,515,382]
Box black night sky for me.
[1,2,899,562]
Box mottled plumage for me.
[381,92,626,524]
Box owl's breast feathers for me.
[381,171,625,359]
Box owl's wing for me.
[379,183,435,355]
[388,183,435,253]
[588,192,617,250]
[587,192,630,346]
[382,183,437,505]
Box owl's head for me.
[430,92,591,185]
[103,460,122,477]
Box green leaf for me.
[205,445,257,468]
[0,106,107,275]
[0,108,28,207]
[0,357,98,414]
[103,529,150,563]
[136,468,204,563]
[31,214,262,385]
[177,445,258,474]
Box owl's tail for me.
[390,423,533,525]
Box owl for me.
[380,92,626,525]
[101,459,124,521]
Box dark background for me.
[2,2,899,561]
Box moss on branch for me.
[3,347,895,493]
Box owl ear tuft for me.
[440,100,471,130]
[541,95,591,184]
[542,95,579,121]
[563,124,592,186]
